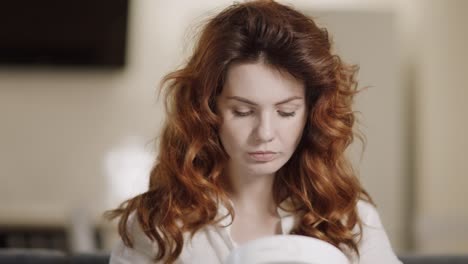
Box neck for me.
[225,167,278,217]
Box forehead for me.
[221,62,305,102]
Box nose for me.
[255,112,274,143]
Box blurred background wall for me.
[0,0,466,255]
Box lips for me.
[248,151,278,162]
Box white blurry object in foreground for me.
[225,235,349,264]
[104,136,155,208]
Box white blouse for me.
[109,200,402,264]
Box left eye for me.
[233,110,253,117]
[278,111,295,117]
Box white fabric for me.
[109,200,402,264]
[225,235,350,264]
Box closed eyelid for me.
[230,106,300,113]
[278,105,302,111]
[231,106,252,111]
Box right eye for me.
[232,110,253,117]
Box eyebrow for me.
[226,96,303,106]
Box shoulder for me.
[109,213,159,264]
[352,200,402,264]
[356,200,383,228]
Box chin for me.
[244,159,286,176]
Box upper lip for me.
[249,151,277,154]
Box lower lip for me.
[248,153,277,162]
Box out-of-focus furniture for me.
[0,250,109,264]
[399,255,468,264]
[0,250,468,264]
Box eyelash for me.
[232,110,296,118]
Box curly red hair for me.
[106,0,373,263]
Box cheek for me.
[218,120,249,151]
[281,117,307,148]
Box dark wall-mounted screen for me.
[0,0,129,67]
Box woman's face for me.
[217,62,307,177]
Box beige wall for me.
[413,0,468,254]
[0,0,466,254]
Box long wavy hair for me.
[106,0,373,263]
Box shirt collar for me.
[215,197,297,234]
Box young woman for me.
[107,1,401,263]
